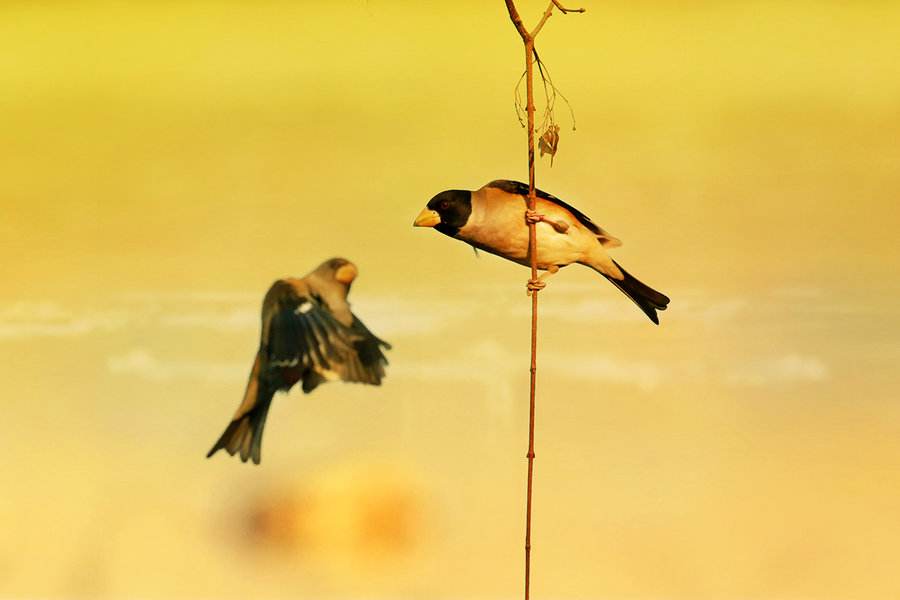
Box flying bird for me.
[207,258,391,464]
[413,179,670,324]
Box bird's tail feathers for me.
[207,356,273,464]
[206,394,272,464]
[603,259,670,325]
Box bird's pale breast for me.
[459,191,596,270]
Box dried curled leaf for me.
[538,124,560,165]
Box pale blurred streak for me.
[2,1,900,599]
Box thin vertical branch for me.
[524,38,538,600]
[502,2,583,600]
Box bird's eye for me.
[440,201,450,210]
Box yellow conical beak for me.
[334,263,358,284]
[413,208,441,228]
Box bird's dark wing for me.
[348,314,392,381]
[485,179,602,235]
[262,280,390,393]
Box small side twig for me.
[504,0,530,41]
[530,4,555,38]
[551,0,586,14]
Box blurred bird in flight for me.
[207,258,391,464]
[414,180,670,324]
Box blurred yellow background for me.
[2,1,899,598]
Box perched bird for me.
[413,179,670,324]
[207,258,391,464]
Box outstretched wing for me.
[206,279,390,465]
[262,280,390,394]
[485,179,622,248]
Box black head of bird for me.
[414,190,472,237]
